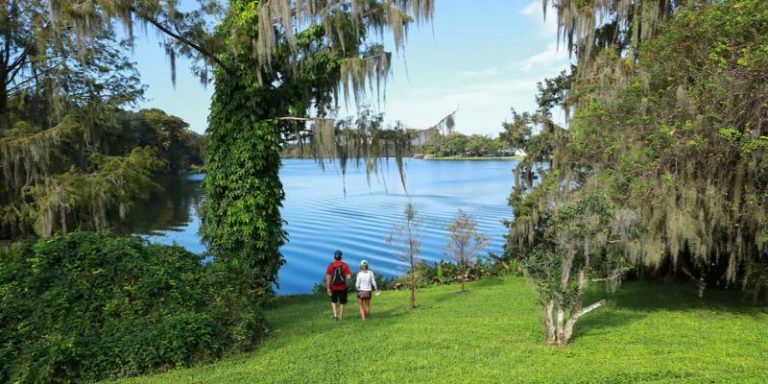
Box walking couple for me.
[325,250,379,321]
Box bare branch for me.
[575,299,606,319]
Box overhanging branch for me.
[132,7,232,74]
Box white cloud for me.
[520,0,559,38]
[520,1,540,16]
[377,77,542,136]
[518,42,569,72]
[458,68,500,77]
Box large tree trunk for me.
[543,299,606,346]
[544,266,607,346]
[544,300,556,345]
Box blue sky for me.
[131,1,570,136]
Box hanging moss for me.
[514,0,768,297]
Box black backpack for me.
[332,264,346,285]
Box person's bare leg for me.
[339,304,345,320]
[331,302,337,319]
[364,298,371,318]
[358,297,366,320]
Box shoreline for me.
[422,155,524,161]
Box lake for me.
[125,158,517,294]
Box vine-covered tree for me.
[43,0,446,350]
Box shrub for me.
[0,232,260,383]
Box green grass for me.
[113,277,768,384]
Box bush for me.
[380,255,521,290]
[0,232,261,383]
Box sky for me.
[131,0,571,136]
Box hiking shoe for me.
[332,316,338,321]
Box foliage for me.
[561,0,768,289]
[0,2,202,241]
[385,256,518,290]
[113,109,206,174]
[0,0,144,131]
[464,134,499,157]
[509,184,638,345]
[438,133,469,157]
[509,0,768,346]
[544,0,705,75]
[0,232,252,383]
[499,110,533,152]
[446,209,489,292]
[0,107,203,240]
[115,279,768,384]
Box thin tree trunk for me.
[407,219,416,308]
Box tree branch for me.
[132,7,232,74]
[574,299,606,319]
[7,50,28,84]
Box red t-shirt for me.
[326,260,351,291]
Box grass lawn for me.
[114,277,768,384]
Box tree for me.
[386,202,423,309]
[446,209,489,293]
[465,134,497,157]
[440,132,468,156]
[508,183,638,346]
[500,110,532,152]
[507,0,768,348]
[532,0,768,293]
[0,1,165,240]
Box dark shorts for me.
[331,289,348,304]
[357,290,372,299]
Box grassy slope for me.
[116,277,768,384]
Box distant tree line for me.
[419,125,526,158]
[112,109,206,174]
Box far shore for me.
[420,155,524,161]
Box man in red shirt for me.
[326,250,351,321]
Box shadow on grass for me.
[570,281,767,340]
[470,276,506,288]
[601,281,766,315]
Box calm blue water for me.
[127,158,516,294]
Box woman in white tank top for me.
[355,260,378,320]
